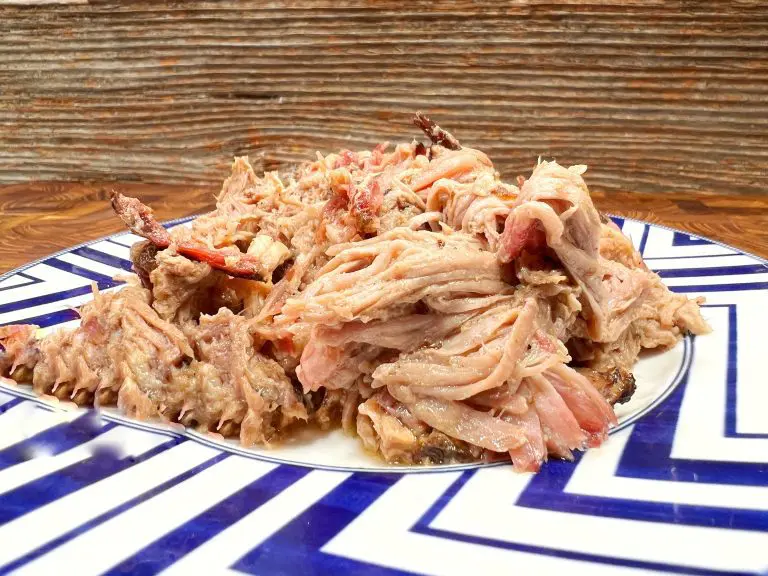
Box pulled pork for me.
[0,115,710,473]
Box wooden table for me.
[1,2,767,197]
[2,2,767,271]
[0,181,766,274]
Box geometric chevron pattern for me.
[0,218,766,576]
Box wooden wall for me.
[0,0,766,195]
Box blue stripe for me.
[0,284,101,316]
[412,531,748,576]
[0,309,80,329]
[619,416,768,486]
[617,320,768,484]
[108,465,311,576]
[672,232,712,247]
[45,257,122,286]
[638,224,650,256]
[0,450,227,575]
[610,216,624,228]
[670,282,768,293]
[0,274,42,293]
[645,253,738,261]
[518,458,768,531]
[723,305,743,438]
[417,470,475,527]
[0,439,178,526]
[69,246,133,272]
[411,464,757,576]
[106,237,136,249]
[655,264,767,278]
[0,413,115,472]
[232,473,411,576]
[414,493,748,576]
[0,398,23,413]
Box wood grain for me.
[0,182,766,275]
[0,1,767,195]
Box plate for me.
[0,217,766,575]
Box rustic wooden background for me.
[0,0,766,195]
[1,0,767,273]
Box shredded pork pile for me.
[0,114,710,472]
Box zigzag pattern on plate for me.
[0,219,766,576]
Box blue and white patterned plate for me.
[0,217,766,576]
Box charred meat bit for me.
[413,112,462,150]
[577,367,637,406]
[130,240,160,290]
[418,430,482,465]
[271,258,294,284]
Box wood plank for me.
[0,1,766,194]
